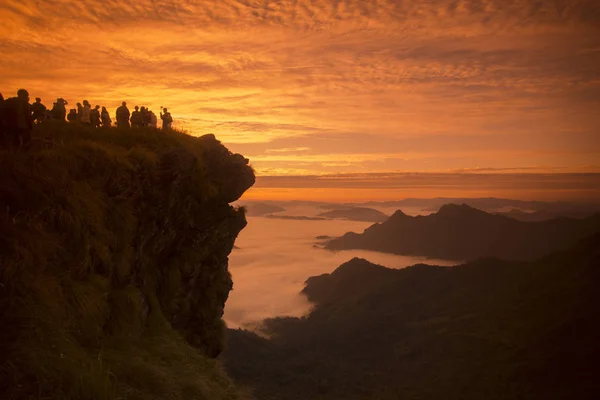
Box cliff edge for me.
[0,122,255,399]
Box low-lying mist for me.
[225,212,458,329]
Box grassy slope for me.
[0,122,254,400]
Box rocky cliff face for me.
[0,123,255,399]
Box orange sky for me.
[2,1,599,201]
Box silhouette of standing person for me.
[130,106,142,128]
[0,93,6,147]
[101,106,111,127]
[141,106,150,127]
[76,102,83,122]
[160,108,172,130]
[81,100,91,126]
[116,102,130,128]
[90,105,101,127]
[2,89,33,150]
[149,110,157,128]
[67,109,77,123]
[52,98,67,120]
[31,97,47,124]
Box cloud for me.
[265,147,312,153]
[241,171,600,202]
[1,0,599,198]
[245,172,600,202]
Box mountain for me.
[317,207,389,222]
[0,121,254,400]
[326,203,600,261]
[495,208,595,222]
[356,197,600,214]
[222,235,600,400]
[243,202,286,216]
[265,214,327,221]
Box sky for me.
[1,0,599,201]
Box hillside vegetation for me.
[223,235,600,400]
[0,122,255,399]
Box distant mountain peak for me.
[389,209,408,219]
[336,257,373,270]
[332,258,387,274]
[317,207,389,222]
[436,203,486,217]
[341,257,376,267]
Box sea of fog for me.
[224,204,459,329]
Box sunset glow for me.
[2,0,599,201]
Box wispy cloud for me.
[265,147,312,153]
[1,0,599,199]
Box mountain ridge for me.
[326,203,600,261]
[317,207,389,222]
[223,234,600,400]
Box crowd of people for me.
[0,89,174,150]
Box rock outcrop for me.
[0,122,255,399]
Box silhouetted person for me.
[116,102,130,128]
[149,110,157,128]
[160,108,172,130]
[76,102,83,122]
[90,105,101,127]
[81,100,91,126]
[31,97,47,124]
[2,89,33,150]
[130,106,142,128]
[141,106,150,127]
[67,109,77,123]
[0,93,6,147]
[101,106,111,127]
[51,98,67,120]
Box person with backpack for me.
[149,110,158,128]
[51,98,67,120]
[31,97,47,124]
[90,105,101,127]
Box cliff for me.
[0,122,255,399]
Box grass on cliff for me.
[0,121,254,400]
